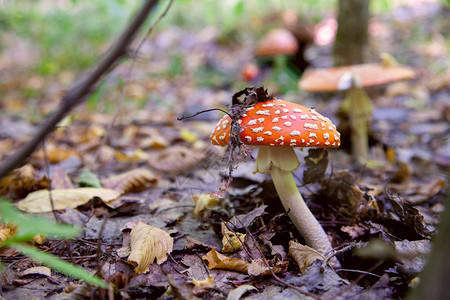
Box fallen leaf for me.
[20,266,51,278]
[221,222,245,253]
[16,188,121,212]
[77,169,102,188]
[115,149,148,163]
[303,148,329,185]
[202,249,249,273]
[101,168,159,194]
[247,258,288,276]
[0,164,48,197]
[148,146,205,173]
[191,193,221,217]
[127,222,173,274]
[289,241,325,273]
[226,284,257,300]
[228,205,267,229]
[0,223,17,242]
[34,145,80,164]
[191,275,215,295]
[394,239,432,274]
[50,166,75,189]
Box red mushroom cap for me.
[210,99,340,148]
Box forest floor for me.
[0,1,449,299]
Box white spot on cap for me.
[316,141,320,145]
[212,135,218,143]
[311,115,318,120]
[328,126,334,131]
[309,132,317,138]
[248,119,257,126]
[334,134,340,140]
[278,136,285,141]
[245,136,252,142]
[284,122,292,127]
[280,142,284,146]
[309,139,314,143]
[325,140,330,145]
[256,110,270,115]
[274,110,281,114]
[263,131,273,136]
[282,108,289,113]
[272,126,282,132]
[245,107,254,111]
[321,122,326,128]
[302,139,305,143]
[219,133,227,140]
[270,143,275,146]
[252,127,264,133]
[242,113,247,117]
[237,119,242,124]
[293,108,302,113]
[290,131,301,136]
[323,133,330,139]
[299,114,310,120]
[262,103,274,107]
[290,115,297,120]
[290,139,297,145]
[216,126,221,131]
[257,137,264,142]
[222,119,229,126]
[272,117,279,122]
[258,118,265,123]
[281,116,288,120]
[304,123,318,130]
[278,103,286,107]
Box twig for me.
[320,242,367,272]
[0,0,160,179]
[92,0,174,168]
[336,269,381,278]
[236,218,321,300]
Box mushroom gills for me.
[255,146,300,173]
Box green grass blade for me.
[12,243,109,289]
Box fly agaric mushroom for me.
[255,28,298,58]
[299,56,415,161]
[210,98,341,264]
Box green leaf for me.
[0,199,79,239]
[11,243,109,288]
[77,169,102,188]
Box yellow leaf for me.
[20,266,52,277]
[191,275,214,289]
[16,188,121,213]
[0,223,17,243]
[127,222,173,274]
[191,194,221,217]
[289,241,324,273]
[180,128,198,143]
[115,149,148,163]
[221,222,245,253]
[101,168,159,194]
[202,249,249,273]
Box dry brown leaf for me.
[192,194,221,217]
[101,168,159,194]
[114,149,148,163]
[34,146,80,164]
[202,249,249,273]
[247,258,289,276]
[50,165,75,189]
[20,266,51,277]
[221,222,245,253]
[127,222,173,274]
[191,275,214,289]
[289,241,325,273]
[148,146,205,173]
[0,223,17,242]
[16,188,121,213]
[0,164,48,197]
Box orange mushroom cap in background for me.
[210,99,340,148]
[299,63,416,92]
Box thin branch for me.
[0,0,160,179]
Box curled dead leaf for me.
[16,188,121,213]
[221,222,245,253]
[34,145,80,164]
[20,266,51,278]
[101,168,159,194]
[192,194,221,217]
[0,164,48,197]
[115,149,148,163]
[289,241,325,273]
[148,146,205,174]
[202,249,249,273]
[127,222,173,274]
[0,223,17,242]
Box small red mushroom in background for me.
[241,63,260,82]
[211,97,341,267]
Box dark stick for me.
[0,0,159,179]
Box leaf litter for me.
[0,1,449,299]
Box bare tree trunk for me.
[333,0,370,66]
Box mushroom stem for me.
[270,167,333,256]
[341,85,373,161]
